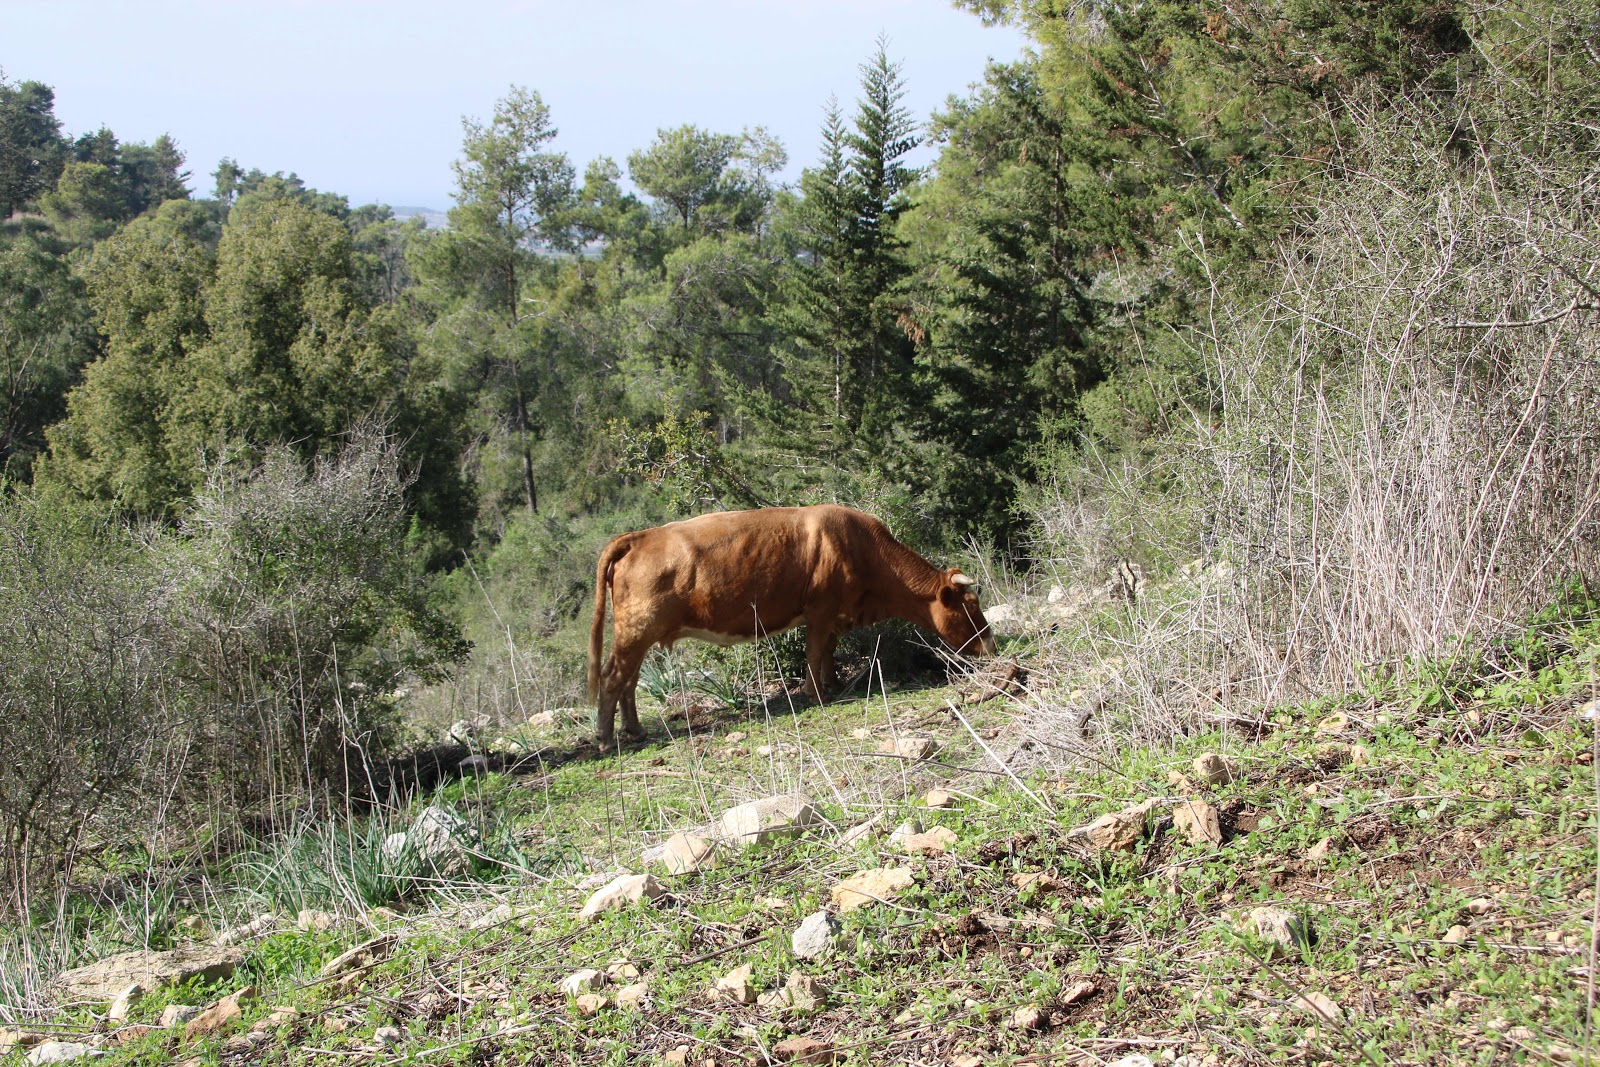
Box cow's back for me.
[610,505,881,642]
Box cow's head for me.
[931,569,997,659]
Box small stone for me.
[791,911,842,959]
[573,993,608,1016]
[830,867,915,912]
[659,832,719,875]
[884,736,936,761]
[1293,991,1342,1023]
[1442,924,1470,945]
[184,987,256,1040]
[249,1008,299,1032]
[615,982,649,1010]
[606,961,641,982]
[296,909,336,932]
[898,826,959,855]
[924,789,955,808]
[773,1035,837,1064]
[951,1056,983,1067]
[887,819,923,848]
[322,1017,351,1034]
[1010,871,1065,892]
[560,969,607,996]
[470,903,515,930]
[664,1046,692,1066]
[1192,753,1237,786]
[159,1005,198,1028]
[725,731,746,743]
[849,728,871,741]
[838,815,883,847]
[373,1026,402,1047]
[1242,906,1311,958]
[106,983,142,1024]
[457,754,490,776]
[1467,898,1493,915]
[713,963,758,1005]
[1067,801,1158,852]
[577,873,665,921]
[756,744,775,757]
[1349,744,1372,767]
[1315,713,1351,735]
[318,934,397,979]
[1307,835,1338,861]
[1106,1057,1155,1067]
[1171,799,1224,846]
[719,794,817,848]
[1060,979,1095,1004]
[757,970,827,1012]
[1010,1005,1046,1030]
[26,1043,103,1065]
[1166,770,1200,793]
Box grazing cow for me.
[587,504,997,744]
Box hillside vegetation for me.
[1,1,1597,1062]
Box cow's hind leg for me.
[597,643,650,745]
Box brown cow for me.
[587,504,996,744]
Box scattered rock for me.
[1314,713,1351,735]
[250,1008,300,1032]
[773,1035,837,1064]
[457,754,491,776]
[924,789,955,808]
[1442,924,1470,945]
[719,794,818,848]
[470,903,515,930]
[849,728,872,741]
[883,736,937,761]
[487,736,527,756]
[659,832,719,875]
[525,710,556,731]
[887,819,923,848]
[363,906,405,927]
[25,1043,103,1065]
[791,910,842,959]
[664,1045,692,1066]
[1240,906,1311,958]
[1307,835,1338,862]
[1192,753,1237,786]
[296,909,337,932]
[394,806,481,875]
[318,934,398,980]
[606,961,641,982]
[560,969,607,996]
[713,963,758,1005]
[1060,979,1096,1005]
[159,1005,199,1028]
[184,987,256,1040]
[106,983,142,1024]
[615,982,649,1010]
[1349,744,1372,767]
[898,826,960,855]
[1171,798,1224,846]
[49,945,245,1002]
[1067,801,1158,853]
[573,993,608,1016]
[1010,872,1066,893]
[446,717,488,746]
[374,1026,402,1047]
[838,815,884,848]
[951,1055,983,1067]
[1293,990,1342,1024]
[830,867,915,912]
[1467,897,1494,916]
[1010,1005,1046,1030]
[577,873,666,921]
[758,970,828,1012]
[1106,1057,1156,1067]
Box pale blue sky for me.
[7,0,1027,210]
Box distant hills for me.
[388,205,448,229]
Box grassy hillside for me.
[6,598,1595,1067]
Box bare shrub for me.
[1023,66,1599,760]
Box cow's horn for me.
[951,573,977,588]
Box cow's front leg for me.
[803,625,839,701]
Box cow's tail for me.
[588,534,634,703]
